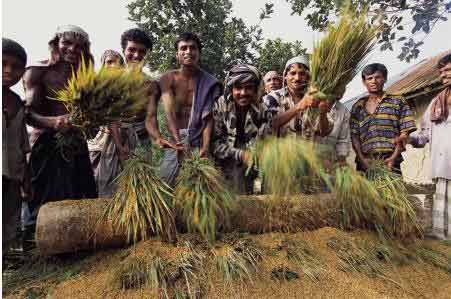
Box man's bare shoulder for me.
[160,70,179,81]
[23,66,49,87]
[159,70,179,90]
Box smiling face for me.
[176,40,200,67]
[285,63,309,95]
[58,35,85,65]
[362,71,386,94]
[123,40,148,65]
[232,81,257,108]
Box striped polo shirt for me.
[350,95,416,155]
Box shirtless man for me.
[22,25,97,239]
[158,32,222,185]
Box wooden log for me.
[35,194,426,256]
[36,199,127,256]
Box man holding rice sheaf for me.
[396,54,451,240]
[212,64,269,194]
[158,32,222,186]
[97,28,165,197]
[262,56,334,140]
[22,25,97,239]
[350,63,416,174]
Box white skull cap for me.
[56,25,89,42]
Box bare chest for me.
[172,75,195,108]
[40,69,71,115]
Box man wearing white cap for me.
[262,56,333,139]
[22,25,97,247]
[262,56,350,166]
[263,70,282,94]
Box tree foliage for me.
[256,38,307,75]
[128,0,268,79]
[286,0,451,62]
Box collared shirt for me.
[262,87,334,139]
[316,101,351,159]
[350,95,416,155]
[410,97,451,180]
[212,95,268,162]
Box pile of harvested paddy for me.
[4,227,451,299]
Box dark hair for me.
[48,35,93,66]
[174,32,202,53]
[437,54,451,69]
[121,28,152,51]
[2,38,27,66]
[361,63,388,80]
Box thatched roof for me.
[386,49,451,99]
[343,49,451,109]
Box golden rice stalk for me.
[309,2,378,102]
[284,239,325,282]
[367,161,422,238]
[334,163,422,240]
[212,239,262,283]
[110,255,169,296]
[103,156,176,245]
[175,151,235,243]
[251,136,330,195]
[55,58,148,139]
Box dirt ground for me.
[3,227,451,299]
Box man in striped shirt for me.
[350,63,416,174]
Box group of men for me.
[3,24,451,256]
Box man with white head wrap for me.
[212,64,270,194]
[21,25,97,249]
[262,55,351,165]
[262,55,333,139]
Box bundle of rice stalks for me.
[250,136,329,195]
[326,237,396,281]
[212,239,263,283]
[168,242,206,297]
[333,164,422,240]
[175,151,234,243]
[110,255,169,295]
[55,59,148,140]
[309,3,378,103]
[283,239,325,282]
[415,244,451,273]
[366,161,422,239]
[103,156,176,245]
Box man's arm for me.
[316,101,334,137]
[23,67,66,130]
[199,115,213,157]
[160,72,181,144]
[109,122,129,161]
[350,105,370,170]
[212,99,244,162]
[385,97,417,167]
[145,80,181,150]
